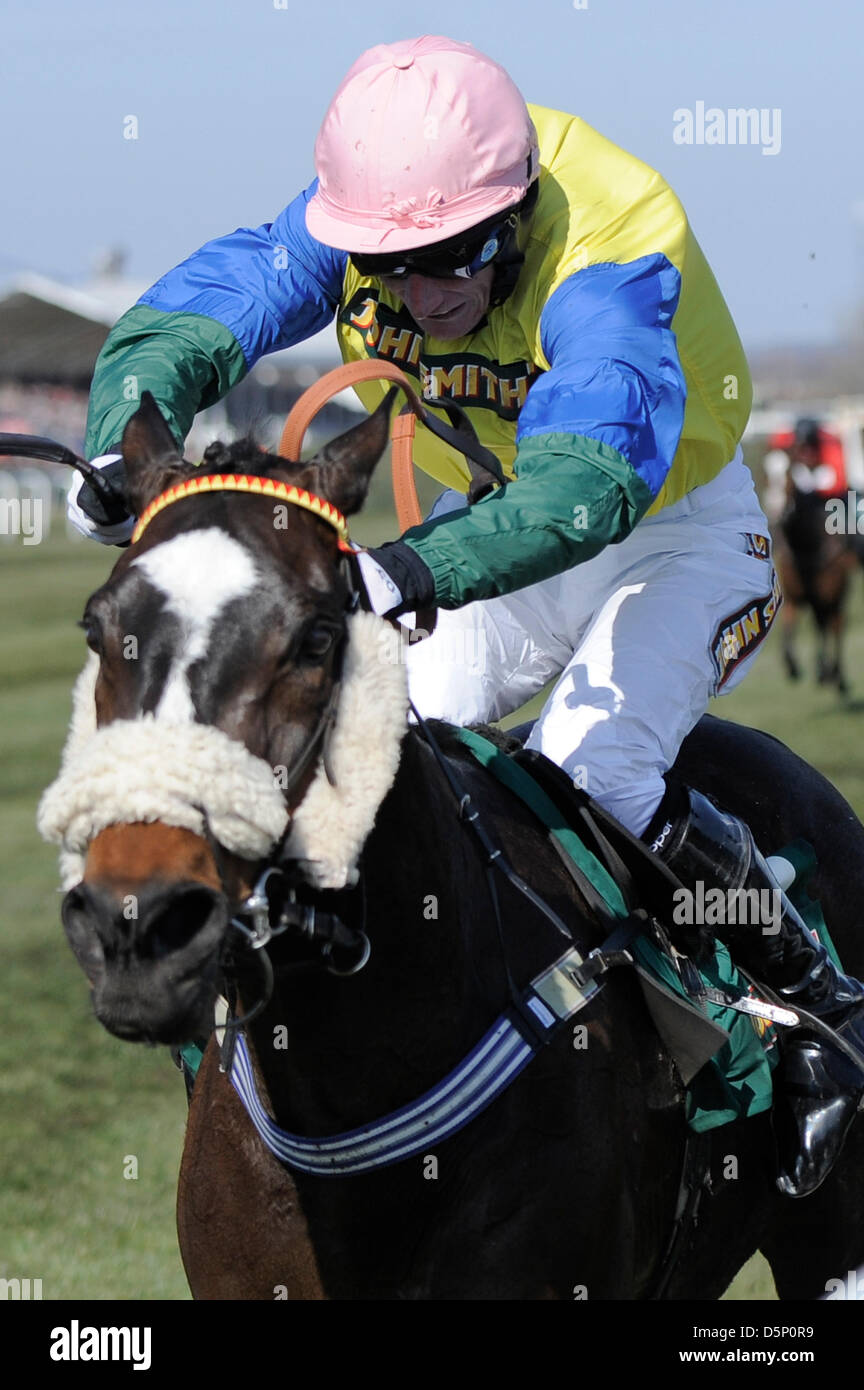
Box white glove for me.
[356,551,404,617]
[67,454,135,545]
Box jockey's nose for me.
[399,274,448,319]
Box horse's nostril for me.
[147,886,226,959]
[63,884,85,916]
[61,883,107,981]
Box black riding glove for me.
[76,454,131,527]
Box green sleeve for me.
[85,305,248,457]
[402,431,655,608]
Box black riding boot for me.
[648,786,864,1198]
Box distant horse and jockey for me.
[17,392,864,1301]
[764,417,860,695]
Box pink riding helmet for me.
[305,36,539,255]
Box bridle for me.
[132,474,373,1001]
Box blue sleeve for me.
[139,180,348,369]
[518,255,687,499]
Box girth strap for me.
[226,931,638,1176]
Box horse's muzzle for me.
[61,878,229,1044]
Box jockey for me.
[69,35,864,1197]
[764,418,848,522]
[781,418,848,498]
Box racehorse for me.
[773,470,856,696]
[39,393,864,1300]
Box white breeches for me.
[406,450,778,837]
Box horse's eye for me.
[78,617,102,654]
[299,622,338,663]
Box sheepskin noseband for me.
[38,611,409,891]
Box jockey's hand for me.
[67,453,135,545]
[356,550,404,617]
[356,541,436,619]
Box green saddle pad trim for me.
[770,839,841,967]
[633,934,778,1132]
[451,727,839,1134]
[179,1041,205,1078]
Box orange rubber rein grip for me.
[278,359,429,532]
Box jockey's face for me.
[380,265,495,340]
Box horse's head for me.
[40,391,400,1043]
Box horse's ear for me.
[122,392,193,516]
[302,390,395,517]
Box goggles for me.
[350,212,517,282]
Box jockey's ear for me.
[301,390,395,517]
[121,392,194,517]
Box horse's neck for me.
[247,730,497,1131]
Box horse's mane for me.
[199,437,297,478]
[425,721,524,758]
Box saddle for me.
[451,719,793,1133]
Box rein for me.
[277,358,506,638]
[277,358,505,531]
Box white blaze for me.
[132,529,257,721]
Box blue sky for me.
[1,0,861,349]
